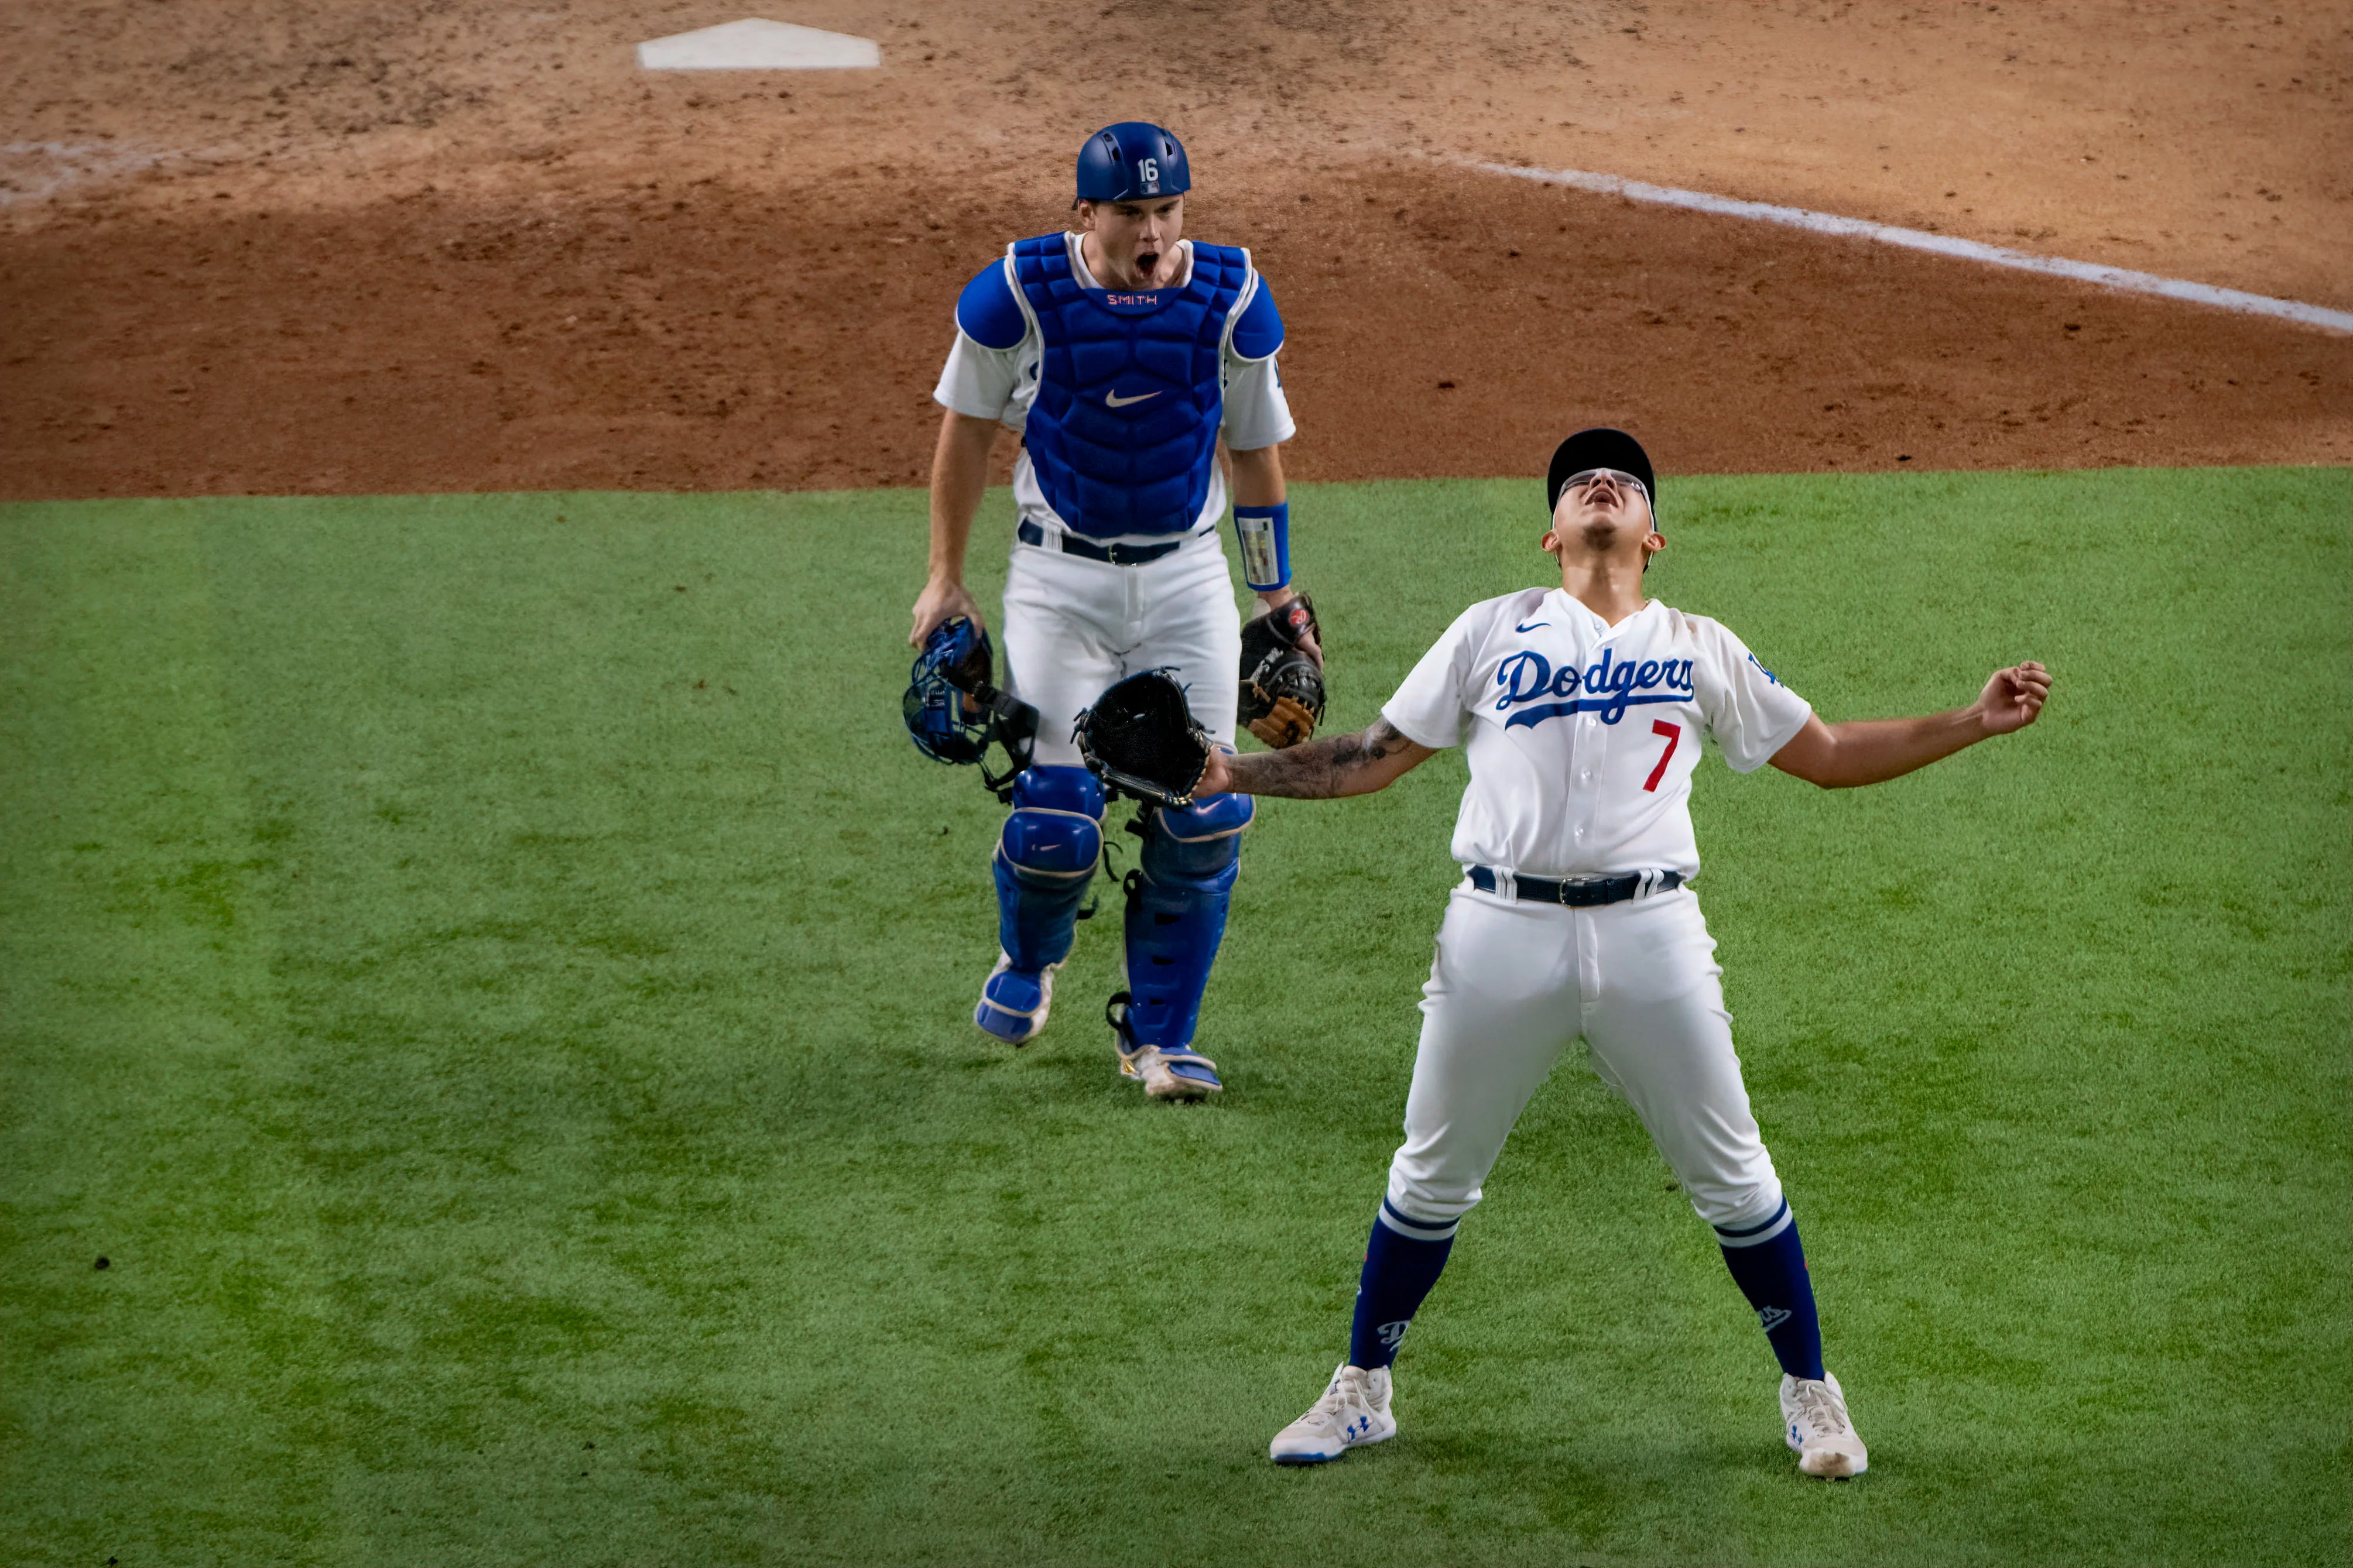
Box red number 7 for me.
[1642,720,1681,792]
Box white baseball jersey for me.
[933,235,1297,547]
[1374,584,1816,1243]
[1381,587,1813,881]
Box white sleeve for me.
[933,329,1025,423]
[1220,351,1296,450]
[1693,618,1813,773]
[1380,606,1484,750]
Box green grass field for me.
[3,468,2347,1567]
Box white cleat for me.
[1269,1363,1396,1464]
[1782,1370,1869,1477]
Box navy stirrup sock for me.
[1348,1211,1457,1370]
[1716,1205,1825,1381]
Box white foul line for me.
[1478,162,2353,337]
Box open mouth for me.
[1136,249,1162,280]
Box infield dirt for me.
[3,1,2347,500]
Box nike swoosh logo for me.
[1104,389,1162,409]
[1515,621,1550,633]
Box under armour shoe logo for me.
[1758,1305,1792,1332]
[1376,1320,1410,1350]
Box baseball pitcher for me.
[1184,428,2051,1474]
[906,122,1318,1102]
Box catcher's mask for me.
[903,617,1039,795]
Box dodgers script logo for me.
[1495,648,1694,729]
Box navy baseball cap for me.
[1075,122,1190,204]
[1546,428,1657,524]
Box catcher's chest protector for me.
[1012,234,1249,539]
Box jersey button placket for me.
[1574,713,1602,852]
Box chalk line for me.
[1477,162,2353,337]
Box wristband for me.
[1234,502,1290,591]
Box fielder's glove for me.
[1076,670,1212,808]
[1239,593,1326,749]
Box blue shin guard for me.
[977,766,1104,1044]
[1109,794,1252,1089]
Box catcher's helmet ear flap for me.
[1546,427,1658,528]
[1075,122,1191,204]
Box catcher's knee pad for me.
[993,765,1104,970]
[1143,792,1253,884]
[1122,794,1253,1048]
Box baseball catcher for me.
[903,119,1321,1102]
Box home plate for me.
[637,18,879,70]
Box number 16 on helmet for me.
[1074,122,1190,204]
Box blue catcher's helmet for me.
[1075,122,1189,204]
[905,617,995,766]
[905,617,1040,793]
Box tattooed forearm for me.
[1224,719,1425,800]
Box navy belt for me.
[1468,866,1683,907]
[1018,520,1187,565]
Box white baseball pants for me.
[999,527,1241,767]
[1384,883,1786,1236]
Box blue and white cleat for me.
[1117,1041,1223,1100]
[1269,1364,1395,1464]
[1107,993,1222,1100]
[974,953,1059,1045]
[1782,1370,1869,1477]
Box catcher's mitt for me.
[1239,594,1326,749]
[1076,670,1211,808]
